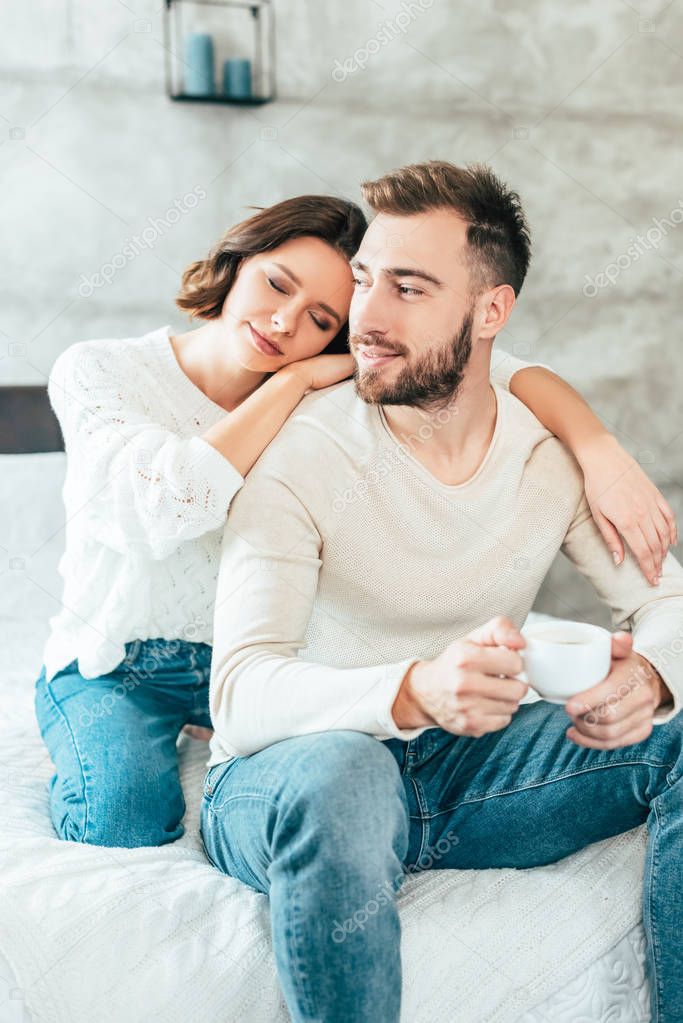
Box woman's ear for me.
[478,284,516,340]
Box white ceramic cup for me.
[516,619,613,704]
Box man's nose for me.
[350,282,389,338]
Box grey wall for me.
[3,0,682,622]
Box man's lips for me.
[249,324,283,356]
[355,344,401,367]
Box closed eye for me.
[310,313,331,331]
[267,276,288,294]
[269,275,330,331]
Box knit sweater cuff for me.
[375,657,433,741]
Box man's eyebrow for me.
[350,259,444,288]
[271,261,342,325]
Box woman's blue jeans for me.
[200,701,683,1023]
[34,638,212,848]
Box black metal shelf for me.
[163,0,276,106]
[169,92,271,105]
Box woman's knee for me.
[49,765,185,848]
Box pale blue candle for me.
[223,58,252,99]
[184,33,215,96]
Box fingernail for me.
[612,551,621,565]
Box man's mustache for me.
[349,333,406,356]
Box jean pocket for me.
[202,763,224,800]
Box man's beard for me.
[352,308,474,414]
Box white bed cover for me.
[0,454,651,1022]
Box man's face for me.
[349,209,477,411]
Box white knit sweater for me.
[43,326,244,682]
[43,325,534,683]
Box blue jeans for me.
[200,701,683,1023]
[34,638,212,848]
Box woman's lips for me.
[249,324,283,357]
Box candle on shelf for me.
[184,33,215,96]
[223,58,252,99]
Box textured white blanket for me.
[0,454,649,1022]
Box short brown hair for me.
[176,195,367,354]
[361,161,531,296]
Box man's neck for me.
[382,351,497,487]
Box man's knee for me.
[648,711,683,776]
[276,731,409,862]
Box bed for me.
[0,387,651,1022]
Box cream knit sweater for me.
[208,376,683,766]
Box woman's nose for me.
[271,305,296,335]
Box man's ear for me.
[477,284,516,340]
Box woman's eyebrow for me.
[272,261,302,286]
[271,262,342,324]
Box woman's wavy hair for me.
[176,195,368,354]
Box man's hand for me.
[392,616,529,737]
[564,631,672,749]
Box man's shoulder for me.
[497,385,584,495]
[290,378,371,428]
[267,379,376,455]
[246,379,378,502]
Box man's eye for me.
[353,277,369,287]
[398,285,423,296]
[267,276,288,294]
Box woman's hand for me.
[283,353,355,392]
[580,434,677,585]
[182,724,213,741]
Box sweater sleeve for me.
[490,349,553,391]
[48,341,244,561]
[561,492,683,724]
[209,464,430,758]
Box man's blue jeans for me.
[200,701,683,1023]
[34,638,213,847]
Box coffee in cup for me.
[516,619,612,704]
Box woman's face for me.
[221,235,355,371]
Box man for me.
[201,161,683,1022]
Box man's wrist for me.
[634,653,673,710]
[391,660,434,730]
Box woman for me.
[34,194,676,849]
